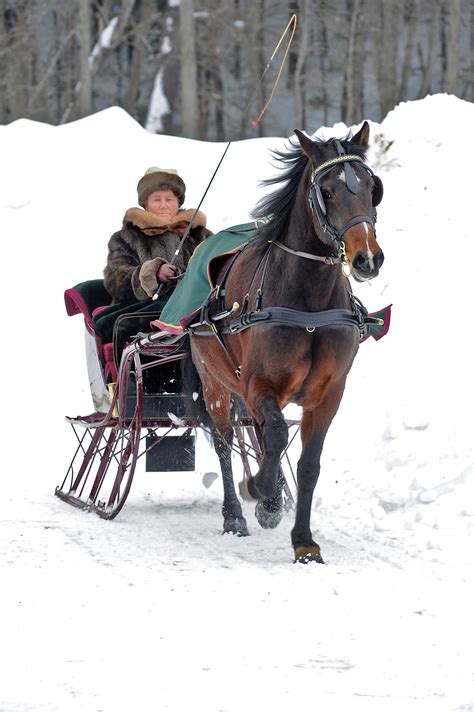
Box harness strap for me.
[190,305,367,337]
[336,213,375,237]
[272,240,342,264]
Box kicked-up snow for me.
[0,93,473,711]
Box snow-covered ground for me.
[0,93,473,711]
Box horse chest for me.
[289,330,358,404]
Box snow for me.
[89,17,119,68]
[1,93,473,711]
[145,68,171,133]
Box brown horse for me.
[188,122,384,562]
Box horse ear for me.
[294,129,318,159]
[351,120,370,148]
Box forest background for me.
[1,0,473,140]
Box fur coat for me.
[103,207,211,304]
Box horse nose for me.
[353,248,384,275]
[374,249,384,269]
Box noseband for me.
[309,139,380,253]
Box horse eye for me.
[321,189,331,200]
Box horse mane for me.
[251,133,367,244]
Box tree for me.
[78,0,92,118]
[444,0,461,93]
[179,0,199,138]
[341,0,366,125]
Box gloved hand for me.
[157,263,177,283]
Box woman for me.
[94,167,211,348]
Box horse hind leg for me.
[212,424,249,537]
[204,389,249,537]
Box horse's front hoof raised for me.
[255,500,283,529]
[223,516,249,537]
[245,474,277,501]
[294,545,325,564]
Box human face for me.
[145,189,179,219]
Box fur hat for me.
[137,167,186,207]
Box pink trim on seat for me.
[64,288,96,333]
[64,287,105,359]
[92,305,109,318]
[103,342,118,382]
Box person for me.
[94,167,212,354]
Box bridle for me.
[274,139,383,264]
[309,138,383,252]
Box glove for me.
[157,263,177,283]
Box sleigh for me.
[56,278,298,520]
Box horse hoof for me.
[255,500,283,529]
[223,516,249,537]
[294,546,325,564]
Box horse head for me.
[294,122,384,282]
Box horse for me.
[186,121,384,563]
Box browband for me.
[311,154,364,179]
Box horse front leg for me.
[292,385,345,564]
[245,380,288,500]
[246,421,285,530]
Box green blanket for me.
[156,222,257,332]
[155,221,392,342]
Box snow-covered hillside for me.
[0,94,472,711]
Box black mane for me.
[251,134,367,244]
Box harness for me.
[189,143,384,378]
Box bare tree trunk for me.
[179,0,199,138]
[293,0,310,129]
[342,0,366,125]
[287,0,299,88]
[374,0,400,118]
[418,0,440,98]
[78,0,92,118]
[445,0,461,93]
[89,0,137,75]
[398,0,419,100]
[0,0,9,122]
[316,1,330,125]
[122,0,153,113]
[241,0,266,138]
[471,0,474,100]
[2,1,32,119]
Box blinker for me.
[309,182,326,217]
[343,162,360,194]
[331,138,359,195]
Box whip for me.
[152,13,298,301]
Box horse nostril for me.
[353,252,368,271]
[353,249,384,274]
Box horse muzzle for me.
[350,248,384,282]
